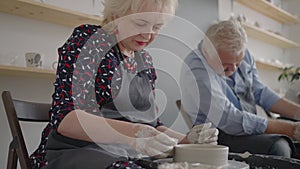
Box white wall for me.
[287,0,300,67]
[0,0,218,167]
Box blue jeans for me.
[218,131,295,158]
[269,138,291,157]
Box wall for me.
[0,0,218,168]
[287,0,300,67]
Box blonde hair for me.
[101,0,178,33]
[204,19,247,56]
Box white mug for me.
[25,52,43,68]
[52,61,58,70]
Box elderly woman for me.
[30,0,218,168]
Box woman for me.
[30,0,218,168]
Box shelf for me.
[255,60,283,71]
[0,65,56,80]
[0,62,286,78]
[242,23,300,48]
[236,0,300,24]
[0,0,102,27]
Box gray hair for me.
[101,0,178,33]
[204,19,248,56]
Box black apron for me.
[219,68,298,158]
[43,49,158,169]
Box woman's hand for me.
[130,124,178,158]
[187,122,219,144]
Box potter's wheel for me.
[154,158,249,169]
[229,152,300,169]
[218,160,249,169]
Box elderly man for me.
[180,19,300,158]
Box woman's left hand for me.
[187,122,219,144]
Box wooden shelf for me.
[0,0,102,27]
[242,23,300,48]
[255,60,283,71]
[0,65,56,80]
[236,0,300,25]
[255,60,295,72]
[0,63,286,78]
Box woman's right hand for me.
[130,124,178,158]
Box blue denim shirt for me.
[180,45,280,135]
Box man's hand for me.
[187,122,219,144]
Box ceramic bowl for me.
[173,144,229,166]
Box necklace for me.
[122,48,135,58]
[118,42,135,58]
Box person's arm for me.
[269,98,300,120]
[58,109,180,158]
[252,67,300,120]
[58,109,140,144]
[265,118,296,138]
[241,50,300,137]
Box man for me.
[180,19,300,158]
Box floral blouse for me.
[30,24,160,169]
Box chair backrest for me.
[2,91,50,169]
[176,100,193,129]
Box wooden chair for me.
[176,100,193,129]
[2,91,50,169]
